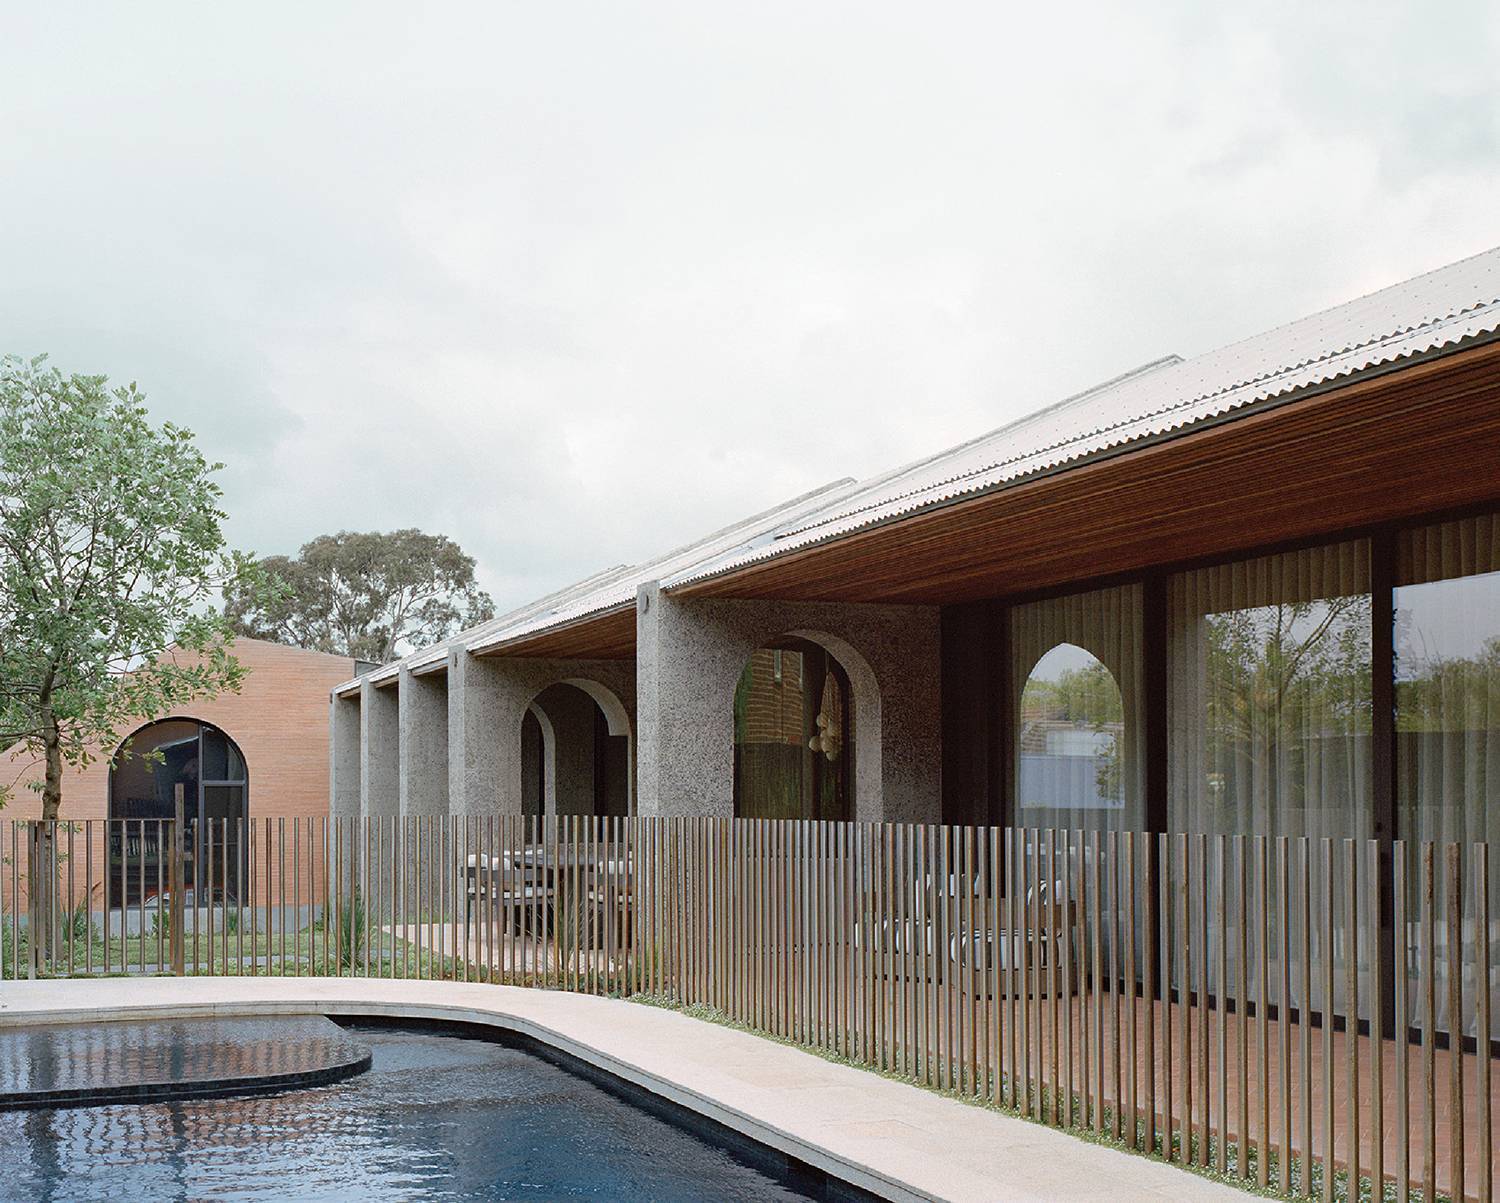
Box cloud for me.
[2,1,1497,607]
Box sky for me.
[3,3,1498,611]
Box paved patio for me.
[0,976,1252,1202]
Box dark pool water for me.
[0,1027,816,1202]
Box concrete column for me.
[447,649,517,816]
[359,678,400,819]
[329,692,361,821]
[399,666,449,816]
[522,704,556,816]
[635,581,943,822]
[636,581,734,818]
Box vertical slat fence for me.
[2,817,1494,1202]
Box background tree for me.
[225,529,496,663]
[0,355,253,820]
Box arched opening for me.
[521,705,551,818]
[1017,642,1129,830]
[732,637,854,820]
[523,682,632,818]
[109,718,248,906]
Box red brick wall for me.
[1,638,356,909]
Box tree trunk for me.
[41,698,63,822]
[31,697,63,964]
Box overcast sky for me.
[4,3,1497,610]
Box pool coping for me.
[0,978,1252,1203]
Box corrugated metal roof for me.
[464,475,862,653]
[330,475,863,692]
[669,244,1500,586]
[335,243,1500,693]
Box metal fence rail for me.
[1,816,1493,1203]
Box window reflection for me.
[1010,584,1143,831]
[1019,644,1124,815]
[1394,515,1500,1040]
[1169,541,1373,838]
[1395,528,1500,847]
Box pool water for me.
[0,1026,819,1201]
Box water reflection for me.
[0,1029,813,1202]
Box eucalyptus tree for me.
[226,529,495,664]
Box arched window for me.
[1018,643,1128,830]
[732,638,853,820]
[109,719,247,905]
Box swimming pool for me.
[0,1025,833,1201]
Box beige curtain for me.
[1396,513,1500,1038]
[1168,539,1373,1016]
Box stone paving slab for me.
[0,978,1251,1203]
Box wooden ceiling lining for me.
[480,605,637,660]
[673,341,1500,605]
[467,341,1500,659]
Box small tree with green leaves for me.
[0,355,258,949]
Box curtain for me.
[1395,513,1500,1038]
[1168,539,1373,1017]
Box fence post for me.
[27,821,39,979]
[170,784,186,975]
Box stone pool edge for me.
[0,978,1251,1203]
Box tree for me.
[225,529,496,663]
[0,355,254,821]
[0,354,255,960]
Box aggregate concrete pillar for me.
[330,689,363,896]
[399,666,449,817]
[359,678,400,820]
[522,704,555,816]
[329,691,362,822]
[635,580,943,822]
[447,649,516,816]
[636,582,734,818]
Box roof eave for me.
[667,328,1500,596]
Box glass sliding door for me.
[1167,539,1374,1017]
[1395,512,1500,1038]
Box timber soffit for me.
[667,244,1500,588]
[333,244,1500,696]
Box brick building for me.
[3,638,361,909]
